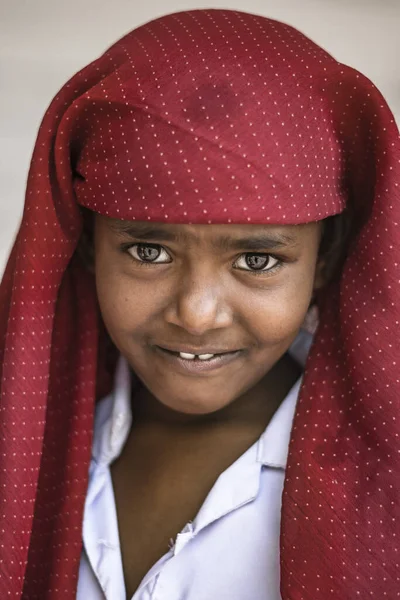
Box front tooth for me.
[179,352,196,360]
[198,354,215,360]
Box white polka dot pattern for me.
[0,8,399,599]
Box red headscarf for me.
[1,8,399,598]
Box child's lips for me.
[154,346,243,376]
[156,343,242,356]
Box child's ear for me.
[76,230,95,274]
[76,207,96,273]
[313,257,327,292]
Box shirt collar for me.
[92,356,133,466]
[256,377,302,469]
[257,328,312,469]
[92,328,313,469]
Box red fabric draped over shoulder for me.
[0,8,399,598]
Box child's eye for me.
[126,243,171,264]
[233,253,280,274]
[123,244,281,276]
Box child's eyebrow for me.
[109,222,299,251]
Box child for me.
[0,8,398,599]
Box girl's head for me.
[94,217,322,414]
[78,208,350,415]
[1,8,398,598]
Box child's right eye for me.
[124,243,172,265]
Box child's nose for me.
[163,271,233,336]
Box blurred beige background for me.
[1,0,399,274]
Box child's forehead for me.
[101,216,321,248]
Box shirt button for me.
[181,522,193,534]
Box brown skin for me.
[94,216,324,419]
[93,215,324,597]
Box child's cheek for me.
[241,268,315,349]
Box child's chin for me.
[161,396,231,417]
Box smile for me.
[162,348,223,360]
[155,346,243,375]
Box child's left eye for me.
[123,243,281,275]
[233,253,280,273]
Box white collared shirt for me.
[77,330,312,600]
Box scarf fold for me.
[0,9,399,598]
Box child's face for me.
[94,215,323,415]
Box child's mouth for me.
[161,348,226,360]
[155,346,243,374]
